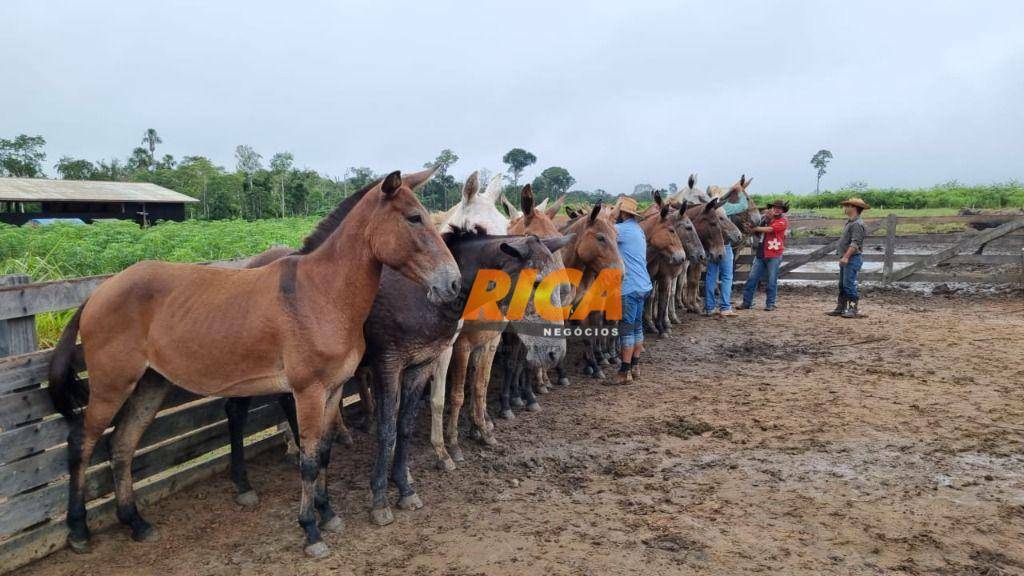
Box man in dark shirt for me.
[828,197,870,318]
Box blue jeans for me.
[742,256,781,308]
[704,243,734,312]
[619,291,648,348]
[840,253,863,300]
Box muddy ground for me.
[16,289,1024,576]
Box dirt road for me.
[17,289,1024,575]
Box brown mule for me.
[48,169,460,559]
[640,191,686,337]
[680,198,727,314]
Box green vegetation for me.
[752,181,1024,211]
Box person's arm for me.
[839,223,865,264]
[752,219,787,235]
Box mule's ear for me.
[499,240,531,261]
[660,205,670,220]
[654,190,664,208]
[566,206,579,219]
[462,171,480,202]
[702,199,719,213]
[679,200,689,215]
[521,184,534,219]
[403,165,438,191]
[688,174,696,189]
[589,201,603,224]
[542,233,575,253]
[544,195,568,219]
[500,195,520,219]
[742,176,753,189]
[382,170,402,197]
[483,173,504,203]
[536,197,549,211]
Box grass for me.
[803,207,961,218]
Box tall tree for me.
[270,151,294,217]
[54,156,97,180]
[129,147,153,171]
[235,145,263,219]
[423,149,459,209]
[502,148,537,200]
[0,134,47,177]
[141,129,163,159]
[810,149,833,194]
[531,166,575,201]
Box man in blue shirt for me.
[612,196,652,385]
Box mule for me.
[678,198,727,314]
[639,192,686,336]
[47,169,460,559]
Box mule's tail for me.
[48,303,88,420]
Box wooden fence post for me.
[0,275,37,358]
[883,214,897,284]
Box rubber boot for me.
[842,299,859,318]
[826,294,847,316]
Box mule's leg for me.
[357,367,377,434]
[292,387,330,558]
[334,390,354,447]
[429,346,456,471]
[66,368,141,553]
[656,274,672,336]
[583,316,605,379]
[225,396,260,507]
[110,371,171,542]
[534,366,550,395]
[446,342,471,463]
[469,338,501,447]
[521,366,540,412]
[369,360,401,527]
[643,281,658,333]
[314,385,345,536]
[554,355,570,387]
[499,340,518,420]
[391,362,431,511]
[276,393,301,461]
[668,272,681,324]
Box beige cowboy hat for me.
[766,199,790,212]
[840,197,871,210]
[615,196,640,216]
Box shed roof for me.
[0,178,199,203]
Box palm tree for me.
[141,128,163,157]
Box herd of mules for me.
[47,167,761,558]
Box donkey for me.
[639,192,687,336]
[499,186,574,418]
[47,170,461,559]
[662,202,706,325]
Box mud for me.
[15,290,1024,576]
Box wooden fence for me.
[733,214,1024,286]
[0,258,291,574]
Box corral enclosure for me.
[0,214,1021,574]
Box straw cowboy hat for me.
[615,196,640,216]
[840,197,871,210]
[766,199,790,212]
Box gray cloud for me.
[2,0,1022,194]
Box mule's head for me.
[443,172,510,235]
[371,169,460,304]
[725,174,762,234]
[672,201,706,265]
[567,202,622,272]
[688,199,726,263]
[644,192,686,265]
[509,184,562,238]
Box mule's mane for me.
[298,178,381,255]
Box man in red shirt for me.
[738,200,789,311]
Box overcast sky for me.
[2,1,1022,194]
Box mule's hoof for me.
[558,377,570,387]
[510,396,525,408]
[598,356,610,366]
[583,365,594,376]
[235,490,260,507]
[398,493,424,511]
[526,402,541,413]
[609,356,620,365]
[479,433,499,448]
[536,385,549,395]
[592,369,606,379]
[320,515,344,534]
[131,524,159,543]
[449,446,465,462]
[336,431,354,447]
[305,541,330,559]
[500,409,515,420]
[370,507,394,527]
[436,457,457,472]
[67,535,91,554]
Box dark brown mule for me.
[679,198,727,313]
[639,192,686,337]
[500,186,573,418]
[48,170,460,558]
[666,203,706,325]
[560,203,622,379]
